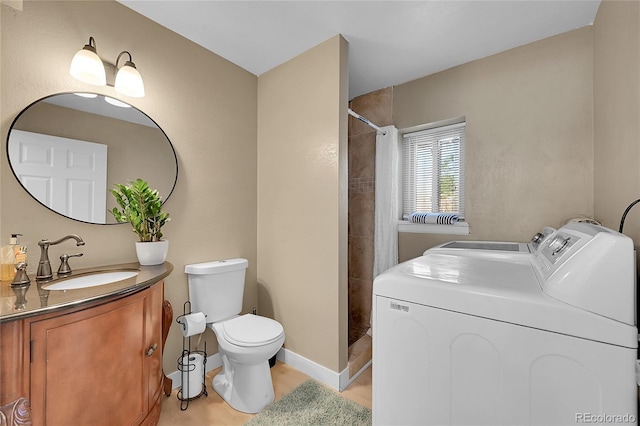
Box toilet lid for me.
[222,314,284,347]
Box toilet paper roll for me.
[181,353,204,399]
[178,312,206,337]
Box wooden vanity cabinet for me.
[2,281,166,426]
[0,319,28,421]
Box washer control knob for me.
[531,232,545,245]
[549,235,570,256]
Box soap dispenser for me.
[14,235,27,265]
[1,234,20,281]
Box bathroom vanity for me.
[0,262,173,425]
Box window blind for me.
[402,122,465,218]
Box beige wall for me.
[257,36,349,373]
[1,0,258,373]
[594,0,640,246]
[394,27,595,261]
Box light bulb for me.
[69,38,106,86]
[115,61,145,98]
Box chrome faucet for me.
[36,234,85,280]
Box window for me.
[402,122,465,219]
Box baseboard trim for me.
[275,348,342,391]
[276,348,365,392]
[167,348,366,393]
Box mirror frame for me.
[6,92,179,225]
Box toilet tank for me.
[185,258,248,323]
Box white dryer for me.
[373,223,637,425]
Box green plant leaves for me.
[110,178,170,242]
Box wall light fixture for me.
[69,36,145,98]
[69,37,106,86]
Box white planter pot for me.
[135,240,169,266]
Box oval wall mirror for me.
[6,93,178,224]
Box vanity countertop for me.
[0,262,173,322]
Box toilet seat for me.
[222,314,284,347]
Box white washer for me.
[373,223,638,425]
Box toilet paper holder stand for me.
[176,301,208,411]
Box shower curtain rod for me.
[348,108,387,135]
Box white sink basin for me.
[43,270,139,291]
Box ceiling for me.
[118,0,601,100]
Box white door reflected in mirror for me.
[9,130,107,223]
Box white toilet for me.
[185,258,285,414]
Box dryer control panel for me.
[538,232,578,264]
[530,226,556,253]
[533,222,635,325]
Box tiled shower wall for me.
[348,87,393,346]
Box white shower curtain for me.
[373,125,399,279]
[369,125,399,336]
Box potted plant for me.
[110,178,170,265]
